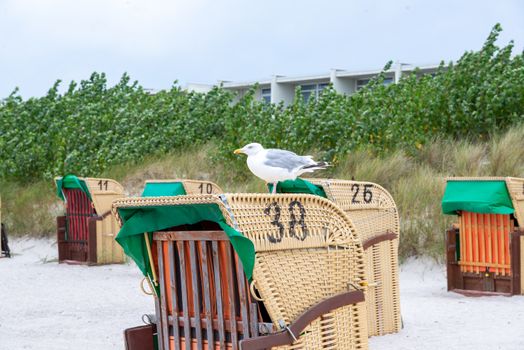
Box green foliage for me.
[0,24,523,182]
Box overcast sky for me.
[0,0,522,98]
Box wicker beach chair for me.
[306,179,401,336]
[113,193,369,350]
[443,177,524,295]
[55,176,126,264]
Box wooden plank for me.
[501,216,507,275]
[460,215,465,273]
[200,242,215,348]
[510,220,515,276]
[189,241,203,349]
[510,231,521,295]
[492,214,499,275]
[498,215,505,276]
[154,293,165,350]
[478,213,486,273]
[504,216,511,275]
[235,256,250,340]
[466,212,473,273]
[486,214,492,270]
[446,228,459,291]
[250,303,259,338]
[472,213,479,274]
[177,241,192,350]
[168,242,181,350]
[212,241,226,350]
[154,231,229,241]
[157,242,170,350]
[168,315,248,332]
[458,261,510,268]
[225,245,238,349]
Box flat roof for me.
[195,63,443,90]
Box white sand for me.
[370,258,524,350]
[0,238,154,350]
[1,239,524,350]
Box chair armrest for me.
[239,290,365,350]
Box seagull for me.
[234,143,329,194]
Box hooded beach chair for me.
[113,193,369,350]
[55,175,126,264]
[442,177,524,295]
[272,178,402,336]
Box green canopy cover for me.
[115,182,255,291]
[441,180,514,215]
[141,181,187,197]
[55,174,92,201]
[268,178,327,198]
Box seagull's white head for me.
[234,143,264,156]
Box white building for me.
[187,62,440,105]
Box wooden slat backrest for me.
[459,211,514,275]
[153,230,257,350]
[64,188,95,236]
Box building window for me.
[383,77,394,85]
[300,83,329,102]
[356,79,370,90]
[356,77,394,90]
[261,88,271,104]
[318,82,329,93]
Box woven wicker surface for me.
[113,193,368,349]
[144,179,224,195]
[306,178,401,336]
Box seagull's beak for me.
[234,149,243,155]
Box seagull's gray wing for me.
[264,149,313,172]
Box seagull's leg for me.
[272,182,277,194]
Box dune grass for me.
[2,124,523,261]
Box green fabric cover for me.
[442,180,514,215]
[268,178,327,198]
[115,203,255,283]
[55,174,92,201]
[141,182,187,197]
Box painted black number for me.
[264,202,285,243]
[351,184,360,203]
[98,180,108,190]
[288,200,309,241]
[199,183,213,194]
[363,184,373,203]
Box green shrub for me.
[0,24,522,182]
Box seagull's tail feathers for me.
[297,161,330,175]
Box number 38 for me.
[264,201,309,243]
